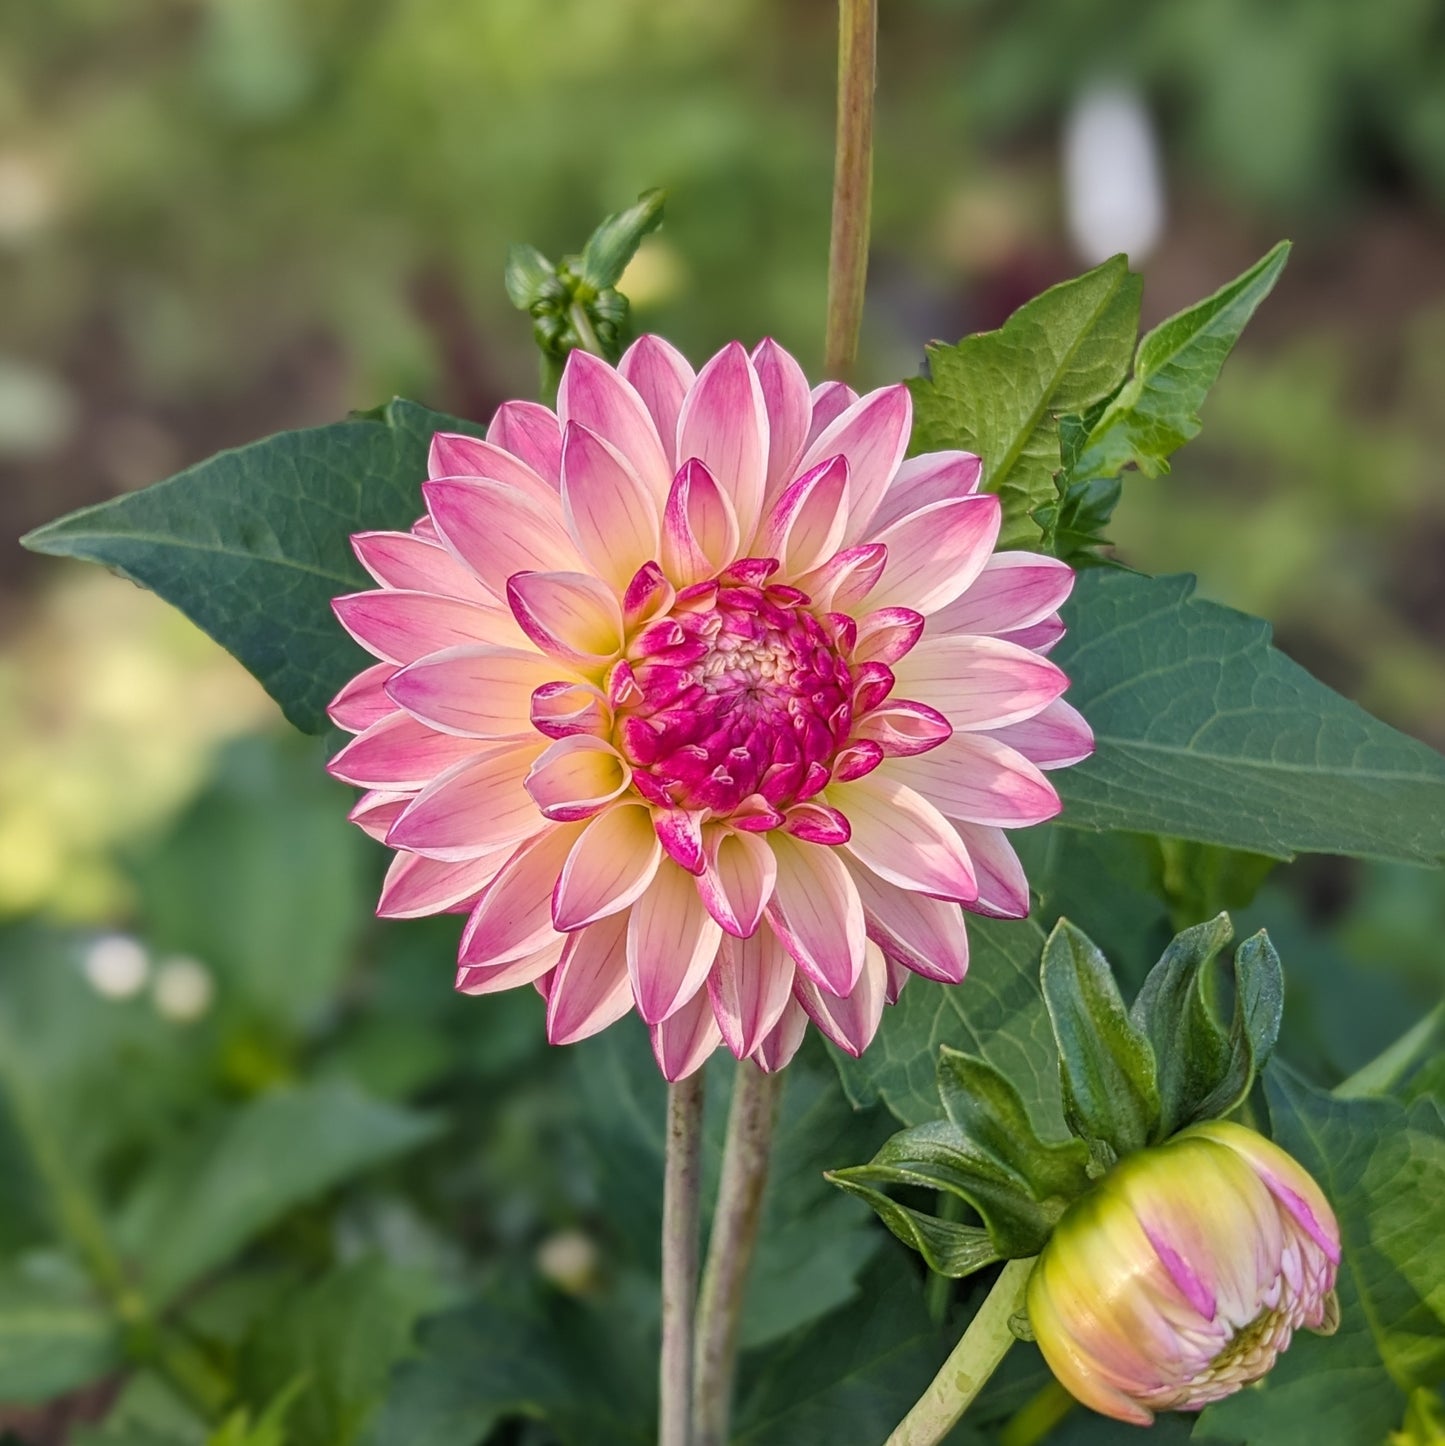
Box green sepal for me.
[503,242,558,311]
[824,1174,1000,1279]
[578,187,666,291]
[1041,919,1161,1153]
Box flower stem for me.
[823,0,878,379]
[692,1062,783,1446]
[998,1378,1075,1446]
[661,1074,706,1446]
[886,1257,1037,1446]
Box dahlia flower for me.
[1027,1121,1342,1425]
[327,338,1092,1078]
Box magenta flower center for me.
[618,582,855,815]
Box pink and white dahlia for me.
[327,339,1092,1078]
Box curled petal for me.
[552,802,663,931]
[387,645,562,738]
[764,833,866,997]
[852,699,953,758]
[619,335,695,471]
[530,680,610,740]
[852,608,925,667]
[507,570,624,665]
[525,736,632,822]
[836,773,978,903]
[559,422,662,588]
[782,802,851,845]
[651,986,724,1081]
[557,349,672,501]
[622,562,676,629]
[487,400,563,485]
[547,912,634,1045]
[627,861,724,1023]
[698,828,778,938]
[655,808,707,875]
[831,740,886,782]
[676,340,769,545]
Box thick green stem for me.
[998,1378,1075,1446]
[660,1074,705,1446]
[823,0,878,379]
[692,1063,783,1446]
[886,1257,1036,1446]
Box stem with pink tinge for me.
[660,1074,705,1446]
[692,1062,784,1446]
[824,0,878,380]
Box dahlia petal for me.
[662,459,742,584]
[675,341,769,545]
[619,335,696,471]
[655,809,706,875]
[333,590,525,664]
[793,542,888,612]
[459,825,583,967]
[348,790,407,841]
[622,562,676,628]
[487,400,563,485]
[698,828,778,938]
[651,986,724,1081]
[327,712,482,789]
[708,927,794,1057]
[423,479,583,601]
[552,802,662,931]
[428,434,556,506]
[456,938,566,996]
[386,645,562,738]
[884,732,1062,827]
[892,636,1070,731]
[750,997,808,1072]
[1003,615,1066,654]
[377,848,507,919]
[796,385,912,544]
[351,531,494,602]
[990,697,1095,769]
[852,608,925,667]
[559,422,663,588]
[751,338,812,509]
[557,348,672,502]
[867,450,984,532]
[530,680,610,740]
[845,862,970,983]
[546,912,634,1045]
[782,802,851,845]
[328,660,396,733]
[929,551,1076,636]
[866,494,1003,615]
[762,455,850,579]
[506,570,624,664]
[525,736,631,822]
[949,822,1031,919]
[387,741,546,860]
[764,834,866,996]
[794,939,889,1057]
[805,381,859,446]
[836,773,979,903]
[627,861,725,1023]
[884,957,910,1004]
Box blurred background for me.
[1,0,1442,1440]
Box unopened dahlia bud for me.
[1027,1120,1340,1425]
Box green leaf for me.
[1055,570,1445,863]
[824,1176,999,1279]
[835,916,1062,1133]
[21,399,477,734]
[115,1084,441,1305]
[1196,1065,1445,1445]
[1040,920,1159,1153]
[909,256,1140,547]
[0,1258,121,1402]
[1072,241,1290,481]
[578,188,666,291]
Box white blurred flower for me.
[1063,82,1165,265]
[83,934,150,999]
[153,956,215,1023]
[536,1229,600,1295]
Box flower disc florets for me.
[326,337,1094,1078]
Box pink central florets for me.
[617,578,855,815]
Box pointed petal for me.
[333,589,525,664]
[327,712,482,789]
[697,828,778,937]
[764,833,866,996]
[547,912,634,1045]
[836,773,978,903]
[708,928,795,1058]
[662,459,741,584]
[794,939,889,1056]
[750,997,808,1072]
[351,531,494,602]
[386,645,563,738]
[619,335,696,471]
[557,348,672,501]
[349,790,408,841]
[892,636,1069,730]
[805,381,859,446]
[990,698,1095,769]
[627,861,724,1023]
[487,400,562,485]
[867,450,984,532]
[752,338,812,507]
[456,937,567,996]
[675,341,769,545]
[949,822,1031,919]
[762,455,850,579]
[377,849,507,919]
[328,660,396,733]
[929,552,1076,636]
[1002,615,1066,654]
[507,570,624,665]
[524,736,631,822]
[423,479,583,601]
[655,809,706,875]
[845,861,971,983]
[651,986,723,1081]
[883,732,1061,827]
[387,741,545,860]
[459,825,583,967]
[866,494,1003,615]
[428,432,556,503]
[552,802,663,930]
[559,421,662,588]
[796,385,912,545]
